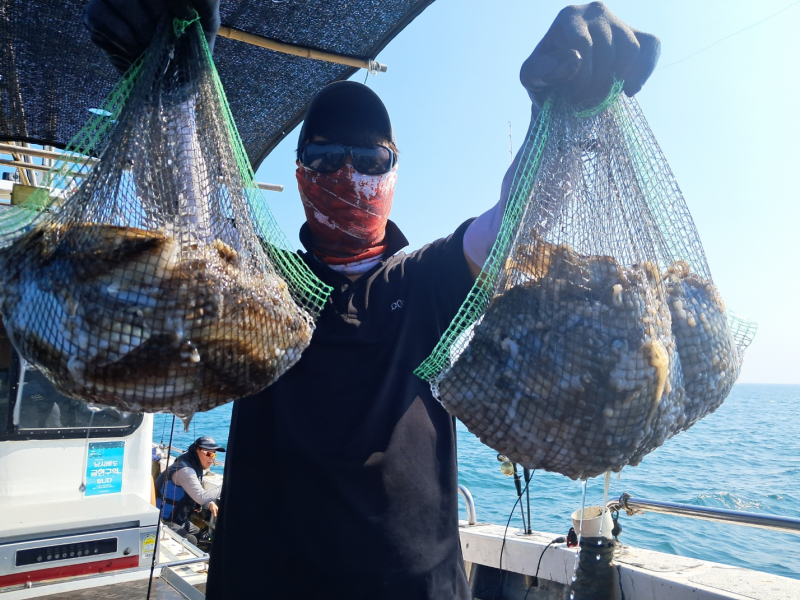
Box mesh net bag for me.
[416,83,756,480]
[0,17,330,426]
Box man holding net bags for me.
[82,1,667,598]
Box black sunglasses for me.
[299,142,396,175]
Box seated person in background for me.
[155,435,224,546]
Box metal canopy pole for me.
[0,158,86,178]
[4,143,31,186]
[0,142,97,164]
[0,146,283,191]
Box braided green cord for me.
[573,79,624,118]
[174,13,201,37]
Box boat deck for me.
[0,525,209,600]
[37,578,204,600]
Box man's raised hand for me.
[520,2,660,108]
[83,0,221,73]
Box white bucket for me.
[571,505,614,539]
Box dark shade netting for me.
[418,86,756,480]
[0,0,433,169]
[0,19,331,427]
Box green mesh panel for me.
[610,93,707,275]
[727,310,758,354]
[414,93,557,381]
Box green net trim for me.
[0,60,144,244]
[174,13,201,37]
[415,84,632,383]
[414,96,555,381]
[573,79,624,118]
[610,91,704,275]
[726,309,758,354]
[606,87,758,353]
[194,19,332,317]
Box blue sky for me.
[257,0,800,384]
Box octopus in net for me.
[0,222,313,426]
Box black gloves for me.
[83,0,221,73]
[521,2,660,108]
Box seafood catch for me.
[0,18,329,426]
[663,261,739,430]
[439,241,739,480]
[0,223,313,423]
[421,91,752,479]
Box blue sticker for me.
[85,441,125,496]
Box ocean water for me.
[153,383,800,580]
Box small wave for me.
[692,492,764,511]
[647,539,678,554]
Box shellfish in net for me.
[420,88,754,478]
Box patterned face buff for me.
[296,163,397,265]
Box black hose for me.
[523,468,532,534]
[512,463,527,534]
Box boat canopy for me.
[0,0,434,169]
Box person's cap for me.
[298,81,395,147]
[194,436,226,452]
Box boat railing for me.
[458,484,477,526]
[156,522,210,568]
[159,555,209,568]
[608,492,800,535]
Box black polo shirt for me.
[207,219,474,600]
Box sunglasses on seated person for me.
[298,142,396,175]
[200,450,216,459]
